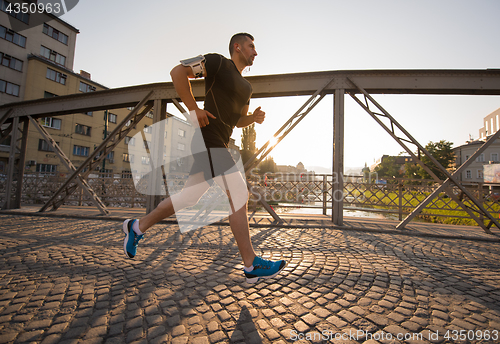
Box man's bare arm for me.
[170,64,215,127]
[236,106,265,128]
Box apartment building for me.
[0,1,158,176]
[454,107,500,183]
[0,1,212,180]
[0,0,78,104]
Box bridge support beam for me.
[146,99,167,214]
[2,115,28,210]
[332,89,344,226]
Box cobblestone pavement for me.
[1,214,500,344]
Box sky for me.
[60,0,500,173]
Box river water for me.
[275,202,399,220]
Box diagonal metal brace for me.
[244,76,336,173]
[40,91,154,212]
[241,80,332,221]
[396,129,500,232]
[0,108,12,126]
[347,77,500,232]
[350,90,494,232]
[28,116,110,215]
[242,80,333,221]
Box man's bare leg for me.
[215,173,257,267]
[228,200,257,268]
[123,171,210,258]
[138,171,210,233]
[214,171,287,282]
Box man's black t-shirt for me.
[201,53,252,148]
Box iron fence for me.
[1,173,499,223]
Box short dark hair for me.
[229,33,254,56]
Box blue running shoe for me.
[244,256,287,283]
[123,219,144,259]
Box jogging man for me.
[122,33,287,284]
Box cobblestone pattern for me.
[0,215,499,344]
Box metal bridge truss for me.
[1,69,500,233]
[347,78,500,233]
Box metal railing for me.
[1,173,499,223]
[249,174,500,223]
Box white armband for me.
[180,55,206,78]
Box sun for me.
[268,135,279,148]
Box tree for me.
[259,156,277,174]
[403,162,421,181]
[240,123,256,166]
[404,140,455,181]
[373,156,402,180]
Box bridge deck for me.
[0,211,499,343]
[1,205,499,242]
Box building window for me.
[100,169,113,176]
[79,81,96,93]
[143,140,151,149]
[144,125,152,133]
[491,153,498,162]
[46,68,67,85]
[0,79,20,96]
[108,113,117,124]
[42,23,68,45]
[36,164,57,173]
[124,136,135,145]
[83,111,93,116]
[476,154,485,162]
[177,143,185,151]
[0,52,22,71]
[0,1,29,24]
[141,156,150,165]
[477,169,483,179]
[178,129,186,137]
[145,111,154,119]
[0,25,26,48]
[75,124,91,136]
[465,170,472,179]
[123,153,134,163]
[122,170,132,178]
[73,145,90,157]
[40,46,66,66]
[106,151,114,163]
[44,91,58,98]
[40,117,61,129]
[38,139,58,152]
